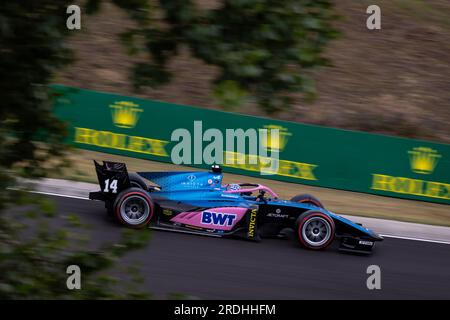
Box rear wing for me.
[89,160,131,202]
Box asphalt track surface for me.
[47,195,450,299]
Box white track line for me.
[379,234,450,245]
[9,188,90,201]
[12,189,450,246]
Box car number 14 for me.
[103,179,118,193]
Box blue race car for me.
[89,161,383,254]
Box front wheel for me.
[114,187,154,228]
[295,211,335,250]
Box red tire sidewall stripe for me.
[116,191,154,226]
[298,212,334,249]
[299,198,323,208]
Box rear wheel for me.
[291,194,324,208]
[114,187,154,228]
[295,211,335,250]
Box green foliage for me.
[0,192,151,299]
[0,1,151,299]
[0,1,72,176]
[213,80,248,110]
[90,0,338,113]
[0,0,338,299]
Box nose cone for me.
[369,230,384,241]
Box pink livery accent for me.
[224,184,279,199]
[170,207,248,231]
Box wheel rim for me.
[301,216,332,247]
[120,195,150,225]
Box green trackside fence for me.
[51,85,450,205]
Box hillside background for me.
[56,0,450,143]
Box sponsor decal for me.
[180,181,206,188]
[228,183,241,191]
[201,211,237,226]
[408,147,441,174]
[75,104,316,181]
[179,173,214,189]
[162,208,173,216]
[371,174,450,200]
[74,127,169,157]
[247,209,257,238]
[261,125,291,152]
[110,101,142,128]
[73,102,169,157]
[222,151,317,181]
[359,240,374,246]
[371,146,449,200]
[267,212,289,219]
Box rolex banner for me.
[51,85,450,204]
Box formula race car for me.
[89,161,383,254]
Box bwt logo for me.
[201,211,237,226]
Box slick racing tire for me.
[128,173,148,191]
[295,210,335,250]
[290,194,324,209]
[114,187,154,228]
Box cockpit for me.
[223,183,279,202]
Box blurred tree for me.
[0,1,150,299]
[0,0,338,298]
[0,1,72,177]
[90,0,338,112]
